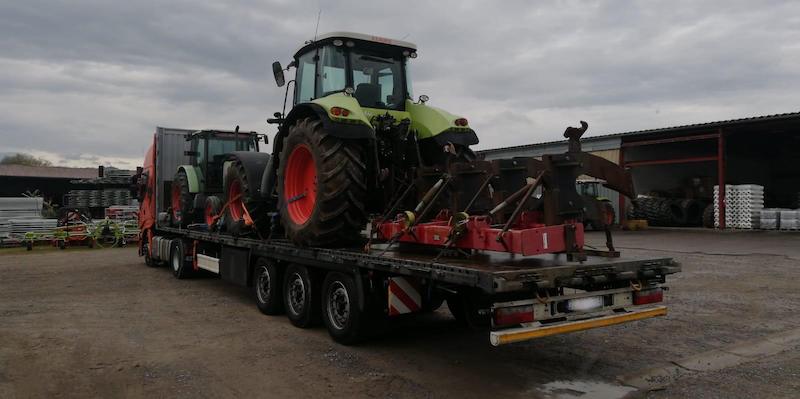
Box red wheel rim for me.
[171,184,182,220]
[205,202,215,225]
[284,144,317,225]
[228,180,245,222]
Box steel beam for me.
[624,156,718,167]
[621,132,721,148]
[717,128,726,229]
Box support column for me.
[717,128,726,229]
[618,147,626,226]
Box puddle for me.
[536,380,636,399]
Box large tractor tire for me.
[277,118,367,247]
[171,170,194,227]
[224,159,269,235]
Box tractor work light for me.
[330,107,350,117]
[333,39,343,46]
[455,118,469,127]
[493,304,534,327]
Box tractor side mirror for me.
[418,95,429,104]
[272,61,285,87]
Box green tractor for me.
[576,178,616,230]
[170,129,267,231]
[226,32,478,246]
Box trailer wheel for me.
[277,118,366,247]
[171,170,194,227]
[169,239,192,279]
[283,264,321,328]
[254,258,283,315]
[322,272,367,345]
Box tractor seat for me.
[355,83,382,107]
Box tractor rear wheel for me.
[277,118,366,247]
[171,170,194,227]
[224,160,268,235]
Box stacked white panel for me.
[713,184,764,229]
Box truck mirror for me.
[272,61,285,87]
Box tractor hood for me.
[310,94,477,145]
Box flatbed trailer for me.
[144,224,680,346]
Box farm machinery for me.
[145,32,631,259]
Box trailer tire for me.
[171,169,194,227]
[254,258,283,315]
[277,118,367,247]
[322,272,367,345]
[169,239,192,279]
[283,264,321,328]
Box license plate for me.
[567,296,604,312]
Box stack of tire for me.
[628,197,705,227]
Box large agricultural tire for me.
[277,118,367,247]
[253,258,284,315]
[283,264,322,328]
[204,195,222,231]
[224,160,269,236]
[678,199,702,227]
[171,170,194,227]
[702,204,715,228]
[322,272,368,345]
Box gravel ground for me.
[0,229,798,398]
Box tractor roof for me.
[294,31,417,58]
[190,129,259,138]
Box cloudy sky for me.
[1,0,798,169]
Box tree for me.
[0,153,52,167]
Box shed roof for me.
[0,165,98,179]
[479,111,800,155]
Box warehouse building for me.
[479,112,800,229]
[0,165,97,206]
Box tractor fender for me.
[278,103,375,147]
[177,165,203,193]
[224,152,272,198]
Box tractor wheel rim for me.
[228,179,245,222]
[284,144,317,225]
[327,281,350,330]
[171,184,182,221]
[205,202,215,226]
[287,273,306,315]
[256,266,271,303]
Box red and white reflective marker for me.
[387,277,421,316]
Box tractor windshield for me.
[350,50,404,110]
[294,43,408,111]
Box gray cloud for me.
[0,0,798,167]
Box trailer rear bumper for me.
[489,305,667,346]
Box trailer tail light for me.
[493,305,534,327]
[633,288,663,305]
[454,118,468,126]
[330,107,350,117]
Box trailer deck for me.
[157,226,679,294]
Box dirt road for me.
[1,230,799,398]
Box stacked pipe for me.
[714,184,763,229]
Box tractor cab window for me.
[295,51,316,103]
[350,51,403,110]
[316,45,347,97]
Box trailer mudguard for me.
[220,245,250,286]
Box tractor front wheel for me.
[277,118,366,247]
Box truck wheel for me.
[169,239,192,279]
[283,264,321,328]
[144,242,157,267]
[204,195,222,231]
[322,272,367,345]
[277,118,366,247]
[254,258,283,315]
[171,170,194,227]
[224,160,268,235]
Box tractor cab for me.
[286,32,417,111]
[187,130,261,192]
